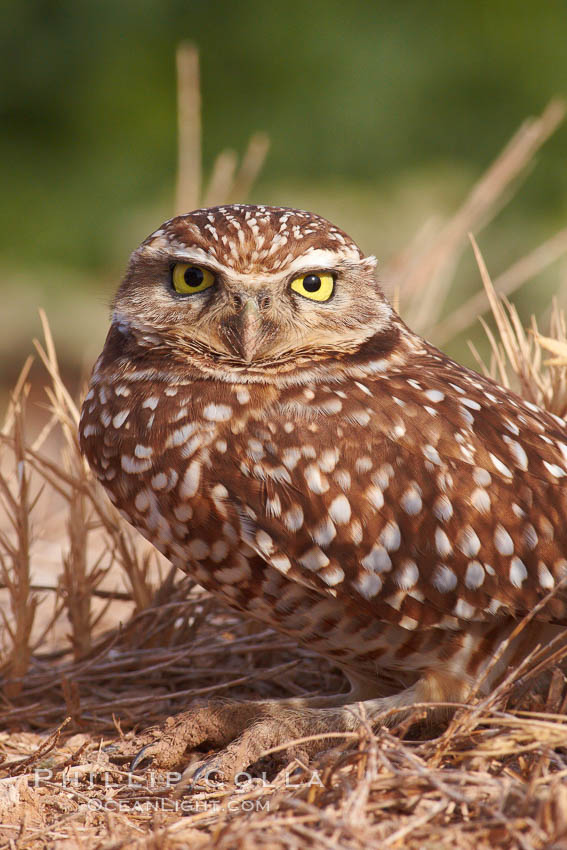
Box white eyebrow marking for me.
[142,243,364,281]
[283,247,365,274]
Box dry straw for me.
[1,47,567,849]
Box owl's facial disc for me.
[112,206,394,373]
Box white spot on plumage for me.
[380,521,401,552]
[395,559,419,589]
[494,524,514,556]
[432,564,457,593]
[503,436,528,470]
[188,539,209,560]
[211,540,229,563]
[151,472,168,490]
[509,557,528,588]
[135,444,153,459]
[319,448,339,472]
[457,526,481,558]
[390,422,406,440]
[423,444,441,465]
[247,439,264,461]
[283,505,304,531]
[473,467,492,487]
[465,560,485,589]
[328,494,351,524]
[265,494,282,518]
[471,487,490,513]
[365,485,384,510]
[255,530,274,554]
[321,565,345,586]
[453,599,476,619]
[398,615,419,630]
[216,562,252,583]
[354,381,373,396]
[179,461,201,499]
[435,528,453,558]
[121,455,152,474]
[401,484,422,515]
[433,495,453,522]
[282,447,301,470]
[166,422,198,449]
[112,410,129,428]
[537,561,554,589]
[355,572,382,599]
[372,465,393,490]
[313,517,337,546]
[320,397,342,414]
[351,410,371,427]
[503,418,520,435]
[334,469,352,490]
[173,503,193,522]
[355,456,373,474]
[489,453,513,478]
[305,464,329,494]
[271,553,292,574]
[460,397,481,410]
[300,546,330,571]
[523,524,538,550]
[488,599,503,615]
[361,545,392,573]
[134,490,150,512]
[543,460,566,478]
[203,403,232,422]
[211,483,229,500]
[424,389,444,403]
[349,519,363,545]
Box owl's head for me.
[111,204,395,377]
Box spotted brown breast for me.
[80,323,567,688]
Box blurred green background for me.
[2,0,567,391]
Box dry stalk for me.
[433,226,567,346]
[389,98,565,334]
[175,42,201,214]
[468,235,567,417]
[0,387,38,695]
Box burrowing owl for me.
[80,204,567,777]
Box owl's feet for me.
[124,698,370,785]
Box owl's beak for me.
[236,298,263,363]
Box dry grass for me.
[1,48,567,849]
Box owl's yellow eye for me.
[290,273,334,302]
[172,263,215,294]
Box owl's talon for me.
[182,756,224,790]
[130,743,154,773]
